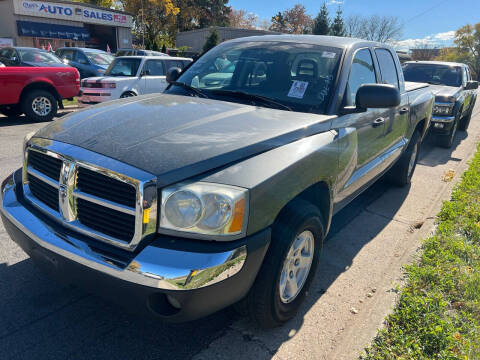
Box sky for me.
[228,0,480,50]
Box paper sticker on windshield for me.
[322,51,336,59]
[288,80,309,99]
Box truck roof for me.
[225,34,386,49]
[405,60,466,67]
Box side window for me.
[60,49,75,61]
[164,60,184,71]
[144,60,165,76]
[0,48,9,58]
[375,48,399,89]
[347,49,377,105]
[76,51,89,65]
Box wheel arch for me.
[274,181,333,236]
[19,82,61,104]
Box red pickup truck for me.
[0,67,80,121]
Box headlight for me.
[160,182,248,238]
[433,104,454,116]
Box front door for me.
[142,59,167,94]
[335,48,387,201]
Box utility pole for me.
[141,0,145,49]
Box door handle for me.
[399,107,409,114]
[372,117,385,127]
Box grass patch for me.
[62,98,78,107]
[361,143,480,360]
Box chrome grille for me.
[28,150,62,181]
[77,167,137,208]
[23,142,157,251]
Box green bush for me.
[361,143,480,359]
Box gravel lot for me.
[1,102,479,360]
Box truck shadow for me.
[0,130,466,360]
[0,111,73,127]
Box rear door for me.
[142,59,167,93]
[374,48,409,156]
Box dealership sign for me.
[14,0,132,27]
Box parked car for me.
[0,66,80,121]
[77,55,192,106]
[403,61,478,148]
[55,47,114,79]
[0,36,434,328]
[0,47,68,67]
[116,48,169,57]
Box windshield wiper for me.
[426,81,442,85]
[210,89,292,111]
[170,81,209,98]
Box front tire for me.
[243,199,324,328]
[21,90,57,122]
[459,104,474,131]
[387,130,421,186]
[436,111,460,148]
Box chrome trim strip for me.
[24,139,158,251]
[1,174,246,290]
[432,116,455,123]
[27,167,60,189]
[73,190,136,215]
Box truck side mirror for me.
[465,80,478,90]
[356,84,401,109]
[166,67,182,83]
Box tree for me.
[203,29,219,53]
[122,0,179,49]
[344,15,403,43]
[73,0,114,8]
[175,0,230,32]
[283,4,312,34]
[330,7,345,37]
[454,23,480,79]
[312,3,329,35]
[229,8,258,29]
[270,12,287,32]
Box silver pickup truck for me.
[0,35,434,328]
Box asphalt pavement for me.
[0,102,479,360]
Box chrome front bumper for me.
[432,115,455,123]
[0,170,247,291]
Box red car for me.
[0,66,80,121]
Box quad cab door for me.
[142,59,168,94]
[335,48,388,203]
[373,48,409,164]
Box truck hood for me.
[429,84,461,99]
[33,94,333,185]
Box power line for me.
[405,0,451,24]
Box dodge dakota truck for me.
[403,61,478,148]
[0,66,80,121]
[0,36,434,328]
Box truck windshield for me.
[105,58,141,76]
[403,63,462,87]
[19,49,63,64]
[167,41,342,114]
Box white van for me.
[78,56,192,106]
